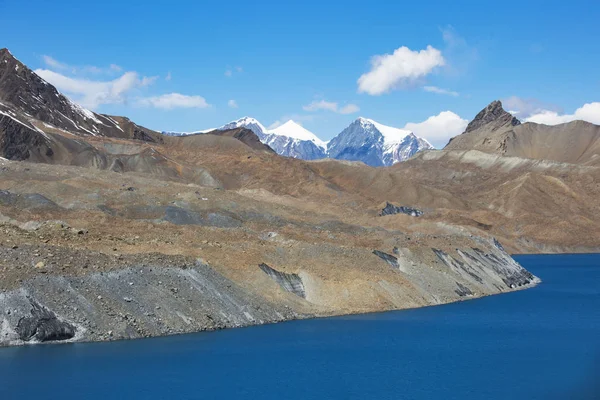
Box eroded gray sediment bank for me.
[0,236,540,347]
[0,261,302,346]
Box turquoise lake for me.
[1,253,599,399]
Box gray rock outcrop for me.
[259,263,306,298]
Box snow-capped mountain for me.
[265,120,327,160]
[219,116,269,139]
[165,115,432,166]
[162,128,214,137]
[327,117,433,166]
[217,117,327,160]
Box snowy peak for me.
[328,117,433,166]
[354,117,412,145]
[271,120,326,149]
[220,116,269,138]
[162,128,214,136]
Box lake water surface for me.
[1,254,599,399]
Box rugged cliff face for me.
[0,48,162,142]
[463,100,521,134]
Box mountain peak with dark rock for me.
[465,100,521,133]
[0,48,162,145]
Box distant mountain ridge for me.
[166,116,434,166]
[3,46,597,168]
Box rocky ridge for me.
[464,100,521,134]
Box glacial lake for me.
[1,254,599,399]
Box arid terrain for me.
[1,48,598,347]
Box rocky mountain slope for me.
[1,48,599,347]
[0,49,270,176]
[0,158,539,346]
[0,48,162,143]
[445,100,600,165]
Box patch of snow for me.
[67,98,103,125]
[0,110,31,128]
[357,117,411,146]
[77,125,98,136]
[270,120,327,149]
[56,111,80,129]
[102,115,124,132]
[30,123,53,141]
[420,137,434,148]
[221,116,268,134]
[162,128,214,136]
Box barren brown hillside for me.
[0,48,598,346]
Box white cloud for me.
[339,104,360,114]
[41,55,69,71]
[228,99,238,108]
[505,96,600,125]
[36,56,210,111]
[303,100,338,113]
[267,121,283,130]
[404,111,468,147]
[165,72,172,81]
[357,45,445,95]
[439,26,478,77]
[225,66,242,78]
[525,102,600,125]
[423,86,459,97]
[268,114,315,130]
[41,55,122,76]
[302,100,360,114]
[502,96,560,119]
[137,93,210,110]
[140,76,159,86]
[34,69,154,108]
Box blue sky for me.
[1,0,599,147]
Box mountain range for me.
[164,116,434,166]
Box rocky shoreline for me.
[1,260,305,347]
[0,237,540,347]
